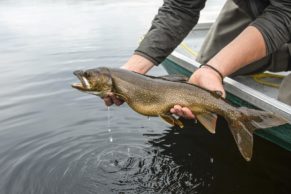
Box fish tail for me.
[226,107,287,161]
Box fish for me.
[72,67,288,161]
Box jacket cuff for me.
[134,50,160,66]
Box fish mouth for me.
[71,70,91,91]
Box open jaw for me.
[71,70,91,91]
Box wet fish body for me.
[72,67,288,161]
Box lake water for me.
[0,0,291,193]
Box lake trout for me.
[72,67,288,161]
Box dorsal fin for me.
[133,72,189,83]
[157,74,189,82]
[210,90,223,98]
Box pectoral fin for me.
[196,112,218,134]
[159,114,184,128]
[210,90,223,98]
[141,73,189,83]
[158,75,189,82]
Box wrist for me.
[199,64,224,83]
[121,54,154,74]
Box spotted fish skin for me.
[72,67,288,161]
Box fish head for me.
[72,67,113,97]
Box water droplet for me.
[107,106,112,132]
[109,137,113,142]
[210,157,214,163]
[107,106,111,127]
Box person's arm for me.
[135,0,206,65]
[172,0,291,118]
[171,26,267,118]
[207,26,266,77]
[121,54,154,74]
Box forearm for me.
[207,26,266,77]
[121,54,154,74]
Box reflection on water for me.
[0,0,291,193]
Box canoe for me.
[161,23,291,152]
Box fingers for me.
[171,105,182,115]
[170,105,195,119]
[181,107,195,119]
[112,95,124,106]
[103,96,113,106]
[103,93,124,107]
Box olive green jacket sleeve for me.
[250,0,291,55]
[135,0,206,65]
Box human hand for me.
[170,66,225,119]
[103,92,124,106]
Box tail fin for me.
[226,107,288,161]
